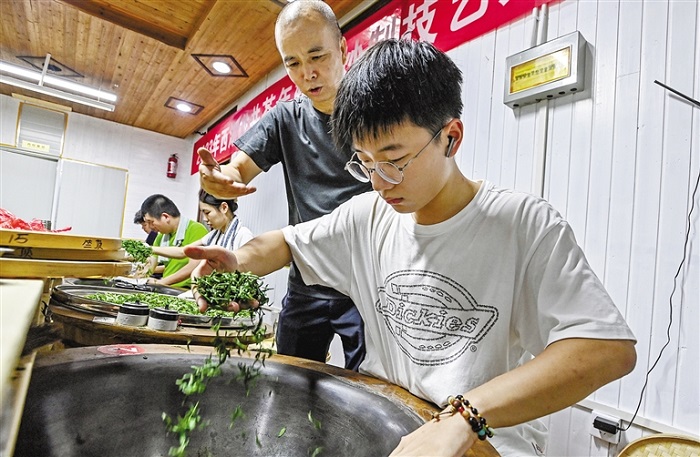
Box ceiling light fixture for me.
[0,54,117,111]
[165,96,203,115]
[211,61,231,74]
[192,54,247,78]
[18,55,82,78]
[175,102,192,113]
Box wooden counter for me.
[0,279,45,457]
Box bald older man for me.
[197,0,370,370]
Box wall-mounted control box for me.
[504,31,587,109]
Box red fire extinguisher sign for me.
[167,154,178,178]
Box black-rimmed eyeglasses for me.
[344,127,443,185]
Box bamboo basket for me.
[618,434,700,457]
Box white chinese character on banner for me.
[211,133,221,156]
[279,85,294,101]
[252,104,263,122]
[369,21,394,45]
[402,0,439,43]
[346,42,366,68]
[451,0,490,31]
[219,127,230,153]
[262,93,277,113]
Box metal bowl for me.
[51,284,260,329]
[63,277,185,296]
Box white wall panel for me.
[648,0,699,432]
[0,95,19,146]
[595,0,645,408]
[564,0,597,240]
[681,1,700,433]
[454,35,484,179]
[620,0,669,426]
[471,33,498,182]
[498,16,532,191]
[62,111,195,239]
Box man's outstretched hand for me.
[198,148,257,200]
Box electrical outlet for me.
[590,410,622,444]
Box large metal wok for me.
[15,346,443,457]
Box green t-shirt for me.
[154,219,208,288]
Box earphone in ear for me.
[446,136,456,157]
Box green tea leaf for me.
[193,271,270,310]
[121,239,152,264]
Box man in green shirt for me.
[140,194,208,288]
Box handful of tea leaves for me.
[194,271,269,310]
[122,239,152,264]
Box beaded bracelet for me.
[431,395,494,441]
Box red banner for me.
[192,76,299,173]
[399,0,554,53]
[192,0,558,174]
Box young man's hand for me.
[185,245,244,312]
[389,413,474,457]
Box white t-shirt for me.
[282,181,635,456]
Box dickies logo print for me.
[376,270,498,366]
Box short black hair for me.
[133,209,145,224]
[332,39,463,152]
[198,189,238,213]
[140,194,180,219]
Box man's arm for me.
[391,337,636,457]
[150,238,204,260]
[151,245,186,259]
[199,148,263,199]
[186,230,291,278]
[184,230,292,311]
[155,258,199,287]
[467,337,636,427]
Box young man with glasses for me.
[187,39,636,456]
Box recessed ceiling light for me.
[165,96,203,115]
[212,61,231,74]
[176,102,192,112]
[192,54,247,78]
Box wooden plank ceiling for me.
[0,0,368,138]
